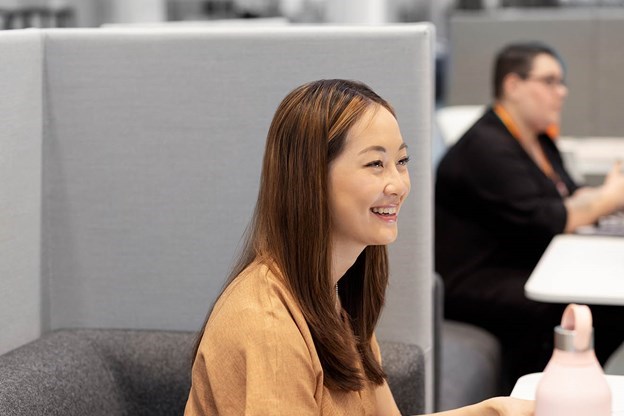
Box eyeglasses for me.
[523,75,567,89]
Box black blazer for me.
[435,108,578,294]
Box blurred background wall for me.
[5,0,622,29]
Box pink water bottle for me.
[535,304,612,415]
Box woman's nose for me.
[384,168,410,197]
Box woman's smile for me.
[370,205,399,223]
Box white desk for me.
[511,372,624,415]
[525,235,624,306]
[559,137,624,185]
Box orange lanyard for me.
[493,104,569,197]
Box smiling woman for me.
[185,79,533,416]
[328,105,411,277]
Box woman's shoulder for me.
[201,260,312,353]
[191,261,322,413]
[212,261,290,317]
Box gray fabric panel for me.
[0,30,43,355]
[41,27,433,349]
[0,329,424,416]
[380,340,426,416]
[447,9,596,136]
[605,341,624,375]
[62,329,194,416]
[0,329,193,416]
[0,330,125,416]
[439,321,502,411]
[434,275,502,412]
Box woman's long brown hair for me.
[193,79,395,391]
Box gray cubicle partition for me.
[0,30,43,356]
[1,26,435,409]
[448,8,624,137]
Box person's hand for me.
[601,161,624,211]
[484,397,534,416]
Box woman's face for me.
[328,106,411,254]
[515,53,568,132]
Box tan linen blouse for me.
[185,261,382,415]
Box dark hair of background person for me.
[192,79,397,392]
[493,41,565,99]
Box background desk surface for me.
[525,235,624,306]
[558,137,624,186]
[511,372,624,415]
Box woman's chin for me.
[373,231,399,246]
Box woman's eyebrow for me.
[357,143,408,155]
[358,145,386,155]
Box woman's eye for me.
[398,156,411,166]
[366,160,384,168]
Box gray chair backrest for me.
[0,329,195,416]
[0,329,425,416]
[0,25,435,409]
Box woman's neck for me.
[331,239,365,287]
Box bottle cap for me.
[555,304,594,352]
[554,325,594,352]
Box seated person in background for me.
[186,79,533,415]
[435,42,624,385]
